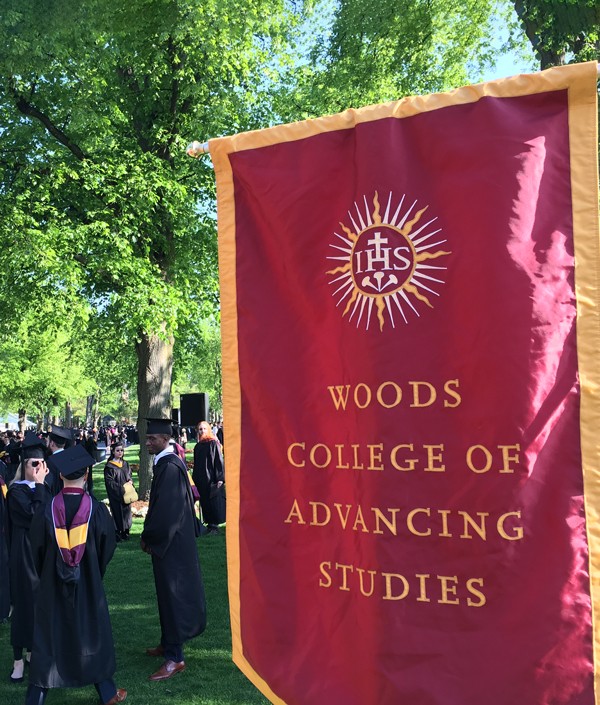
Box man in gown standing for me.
[25,444,126,705]
[141,418,206,681]
[45,425,73,495]
[0,454,9,623]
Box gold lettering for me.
[466,578,486,607]
[416,574,431,602]
[390,444,416,471]
[459,511,489,540]
[372,508,399,535]
[354,383,372,409]
[410,381,436,408]
[357,568,377,597]
[498,444,520,473]
[319,561,332,588]
[368,443,384,471]
[335,444,350,469]
[443,379,462,408]
[327,385,351,410]
[376,381,402,408]
[352,444,364,470]
[438,575,460,605]
[466,444,492,473]
[334,503,352,529]
[310,502,331,527]
[309,443,331,468]
[424,444,445,472]
[407,507,431,536]
[497,511,523,541]
[335,563,354,591]
[352,506,369,533]
[438,509,452,537]
[382,573,409,600]
[284,500,306,525]
[287,442,305,468]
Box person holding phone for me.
[6,434,51,683]
[25,444,126,705]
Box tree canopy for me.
[512,0,599,67]
[0,0,301,491]
[0,0,596,490]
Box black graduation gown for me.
[28,493,117,688]
[6,482,50,649]
[103,460,133,535]
[45,453,64,496]
[0,464,10,621]
[142,452,206,645]
[193,439,225,525]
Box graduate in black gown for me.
[26,444,126,705]
[104,442,133,542]
[141,418,206,681]
[6,434,51,683]
[45,424,73,495]
[193,420,225,534]
[0,457,10,623]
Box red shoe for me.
[148,660,186,681]
[145,644,164,657]
[105,688,127,704]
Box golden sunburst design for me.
[326,192,451,331]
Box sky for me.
[480,19,538,83]
[482,53,537,82]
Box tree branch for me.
[9,83,88,161]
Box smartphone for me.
[31,460,40,467]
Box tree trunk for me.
[36,415,43,433]
[512,0,565,69]
[93,389,101,428]
[136,330,174,499]
[18,408,26,432]
[65,401,72,428]
[86,395,95,427]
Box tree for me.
[273,0,520,118]
[0,302,94,427]
[512,0,599,68]
[0,0,301,495]
[173,315,223,421]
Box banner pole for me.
[186,140,210,157]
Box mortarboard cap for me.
[51,444,94,480]
[146,418,173,436]
[22,432,46,461]
[49,425,73,445]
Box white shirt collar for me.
[153,446,175,466]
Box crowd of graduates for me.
[0,417,226,704]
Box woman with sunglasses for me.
[103,444,133,542]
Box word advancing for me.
[285,500,523,542]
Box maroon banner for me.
[212,63,600,705]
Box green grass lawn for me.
[0,446,270,705]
